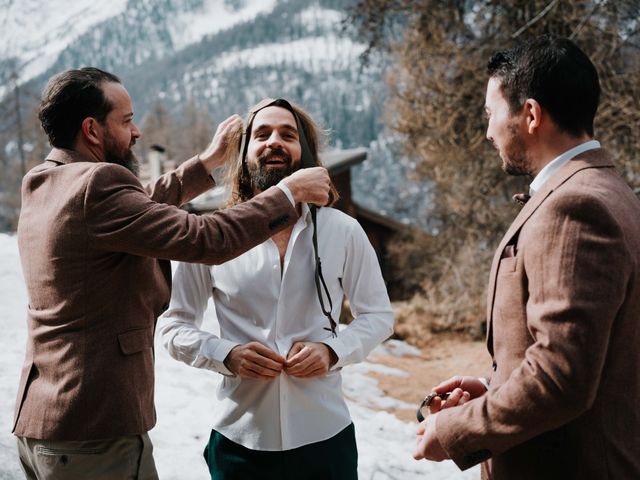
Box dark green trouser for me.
[204,423,358,480]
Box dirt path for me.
[367,335,492,422]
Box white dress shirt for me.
[529,140,600,195]
[160,204,394,451]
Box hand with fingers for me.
[425,375,488,415]
[224,342,285,380]
[414,376,485,462]
[281,167,331,206]
[284,341,338,378]
[198,114,244,172]
[413,414,449,462]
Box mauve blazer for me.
[436,149,640,479]
[13,148,296,440]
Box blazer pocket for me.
[497,256,518,275]
[118,327,153,355]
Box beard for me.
[500,123,532,177]
[247,147,296,191]
[104,130,140,177]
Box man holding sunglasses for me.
[161,98,394,479]
[413,35,640,480]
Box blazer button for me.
[492,361,497,371]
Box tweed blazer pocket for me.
[118,327,153,355]
[494,256,524,328]
[492,254,532,381]
[497,256,517,275]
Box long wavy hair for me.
[224,98,339,207]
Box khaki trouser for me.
[16,433,158,480]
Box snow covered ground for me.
[0,233,477,479]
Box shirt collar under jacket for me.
[529,140,601,196]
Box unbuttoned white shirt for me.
[529,140,600,195]
[160,204,394,451]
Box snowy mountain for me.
[0,0,431,231]
[0,0,277,91]
[2,0,371,127]
[0,0,128,91]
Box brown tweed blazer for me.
[13,148,297,440]
[436,148,640,479]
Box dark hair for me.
[38,67,121,148]
[487,35,600,137]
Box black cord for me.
[310,205,337,337]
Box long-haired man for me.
[161,98,394,479]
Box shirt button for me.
[492,361,497,371]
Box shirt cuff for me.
[276,182,296,207]
[320,337,346,370]
[204,337,241,376]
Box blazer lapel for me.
[485,149,615,354]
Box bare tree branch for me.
[512,0,560,38]
[570,0,605,40]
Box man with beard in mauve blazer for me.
[13,67,331,480]
[413,36,640,479]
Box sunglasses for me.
[416,392,450,422]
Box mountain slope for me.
[1,0,430,229]
[0,0,279,86]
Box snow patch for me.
[208,35,365,72]
[167,0,277,51]
[297,5,345,30]
[373,338,423,358]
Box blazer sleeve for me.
[435,192,631,470]
[143,155,213,206]
[84,163,297,265]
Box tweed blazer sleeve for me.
[84,162,297,265]
[435,189,631,469]
[143,155,213,206]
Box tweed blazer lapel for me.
[485,148,615,354]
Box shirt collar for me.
[299,202,312,225]
[529,140,600,195]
